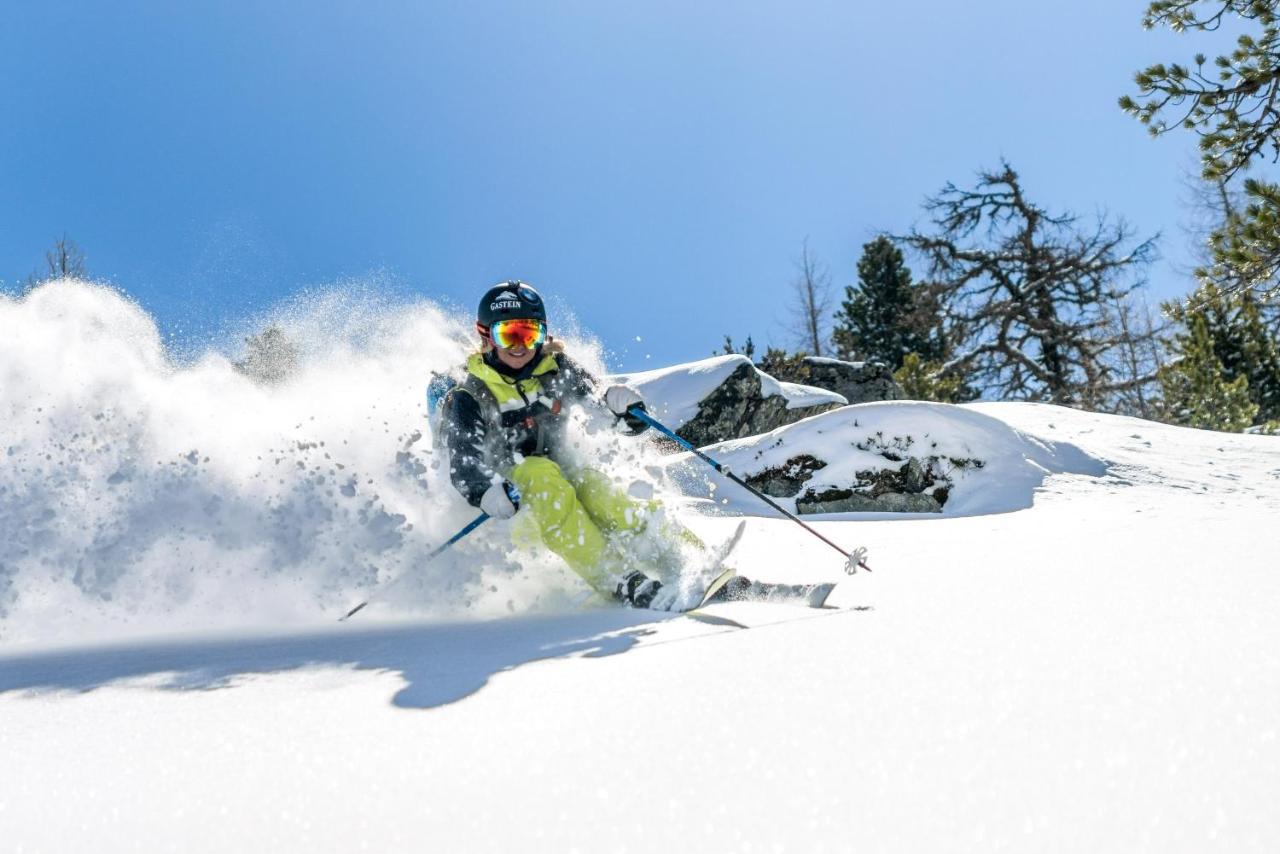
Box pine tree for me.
[1120,1,1280,299]
[717,335,755,359]
[831,235,942,368]
[1236,292,1280,420]
[758,346,812,382]
[1160,311,1258,431]
[1165,282,1280,422]
[893,353,969,403]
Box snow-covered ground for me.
[3,283,1279,852]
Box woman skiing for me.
[438,281,682,609]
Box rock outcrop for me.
[676,361,843,447]
[740,435,984,515]
[763,356,902,405]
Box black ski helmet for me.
[476,281,547,338]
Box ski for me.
[692,564,739,611]
[709,577,837,608]
[666,520,745,612]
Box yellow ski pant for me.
[508,456,654,591]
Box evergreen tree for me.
[758,346,812,382]
[1207,181,1280,298]
[831,235,942,368]
[1121,1,1280,299]
[1159,311,1258,430]
[716,335,755,359]
[1165,282,1280,421]
[893,353,969,403]
[1237,293,1280,419]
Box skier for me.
[438,280,688,609]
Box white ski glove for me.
[480,481,520,520]
[603,384,644,418]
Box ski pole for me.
[338,512,490,621]
[629,407,871,574]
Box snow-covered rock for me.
[665,400,1106,516]
[612,354,846,446]
[766,355,904,404]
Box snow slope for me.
[3,284,1279,852]
[3,409,1278,853]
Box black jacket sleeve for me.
[554,354,648,436]
[442,388,495,507]
[550,353,598,401]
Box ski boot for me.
[614,570,664,609]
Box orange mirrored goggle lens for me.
[490,318,546,350]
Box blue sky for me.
[2,0,1210,369]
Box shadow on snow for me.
[0,609,678,710]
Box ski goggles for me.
[489,318,547,350]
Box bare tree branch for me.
[900,163,1159,407]
[786,238,834,356]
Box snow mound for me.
[667,400,1108,516]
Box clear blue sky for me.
[2,0,1208,369]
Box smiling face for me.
[493,341,538,370]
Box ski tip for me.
[692,565,738,611]
[807,582,837,608]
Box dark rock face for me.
[797,490,942,514]
[794,454,947,514]
[743,454,827,498]
[735,437,984,515]
[677,362,843,448]
[764,357,902,405]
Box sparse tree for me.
[24,234,88,290]
[786,239,834,357]
[901,163,1158,407]
[716,334,756,359]
[1099,293,1169,418]
[1174,168,1242,273]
